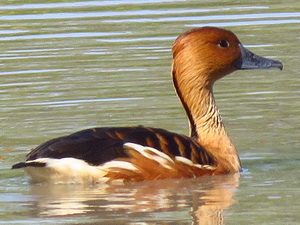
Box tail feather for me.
[12,161,46,169]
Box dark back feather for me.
[26,126,215,166]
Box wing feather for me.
[22,126,215,167]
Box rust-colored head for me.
[172,27,282,84]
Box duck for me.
[12,27,283,184]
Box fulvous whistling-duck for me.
[12,27,283,183]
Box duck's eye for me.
[218,40,229,48]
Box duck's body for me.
[12,27,282,183]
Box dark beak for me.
[234,44,283,70]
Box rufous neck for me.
[172,65,241,173]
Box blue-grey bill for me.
[234,44,283,70]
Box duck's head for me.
[172,27,283,84]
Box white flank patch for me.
[201,164,216,170]
[101,160,138,171]
[175,156,216,170]
[174,156,194,166]
[125,143,173,162]
[124,142,174,169]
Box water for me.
[1,0,299,224]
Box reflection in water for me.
[28,174,239,224]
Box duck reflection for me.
[28,173,239,224]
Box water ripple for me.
[26,97,144,107]
[1,0,184,10]
[0,32,129,41]
[190,19,300,27]
[103,12,300,23]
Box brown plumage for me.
[12,27,282,183]
[101,143,216,182]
